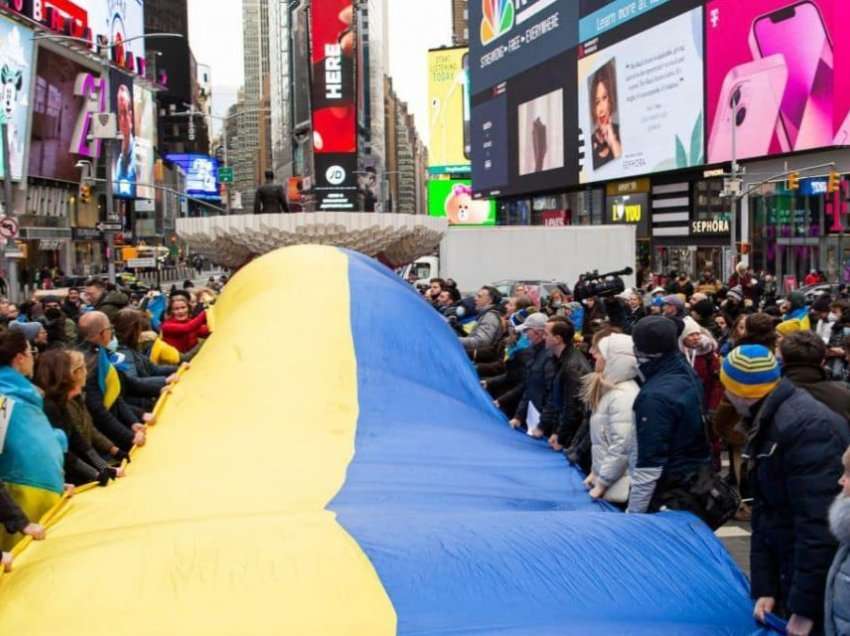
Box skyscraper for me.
[268,0,292,181]
[238,0,273,212]
[452,0,469,46]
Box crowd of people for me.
[0,275,223,574]
[423,265,850,636]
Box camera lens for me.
[735,106,747,127]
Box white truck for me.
[403,225,637,295]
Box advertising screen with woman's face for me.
[577,7,705,184]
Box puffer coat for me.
[590,334,639,496]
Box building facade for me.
[237,0,273,212]
[463,0,850,286]
[451,0,468,46]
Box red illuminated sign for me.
[0,0,145,76]
[310,0,358,211]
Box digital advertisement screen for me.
[428,47,470,175]
[428,179,496,226]
[133,82,156,200]
[29,48,106,182]
[3,0,147,75]
[111,70,136,199]
[577,7,704,184]
[470,0,579,94]
[311,0,358,210]
[86,0,146,73]
[166,154,221,202]
[579,0,677,40]
[706,0,850,163]
[0,15,34,182]
[471,48,578,198]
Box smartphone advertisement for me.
[472,48,578,199]
[428,179,496,226]
[577,8,705,184]
[428,47,470,175]
[706,0,850,163]
[311,0,358,210]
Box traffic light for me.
[79,183,92,204]
[828,170,842,194]
[788,171,800,191]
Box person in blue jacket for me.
[627,316,711,515]
[0,329,67,552]
[721,345,850,636]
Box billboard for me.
[111,69,136,198]
[29,48,106,181]
[133,81,156,200]
[577,7,704,184]
[311,0,358,210]
[2,0,146,76]
[471,48,578,198]
[428,47,470,175]
[469,0,579,93]
[86,0,146,74]
[166,154,221,202]
[428,179,496,226]
[706,0,850,163]
[0,15,34,182]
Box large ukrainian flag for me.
[0,246,760,634]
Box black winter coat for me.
[515,343,555,424]
[81,343,137,450]
[628,352,712,514]
[745,379,850,624]
[543,346,591,445]
[783,364,850,425]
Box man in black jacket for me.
[509,313,555,435]
[78,312,147,451]
[721,344,850,635]
[780,330,850,424]
[254,170,290,214]
[628,316,712,515]
[543,317,591,451]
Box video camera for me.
[573,267,634,302]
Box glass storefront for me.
[751,181,827,285]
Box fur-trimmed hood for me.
[830,493,850,545]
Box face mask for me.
[107,336,119,353]
[725,392,756,418]
[829,313,839,322]
[551,301,562,309]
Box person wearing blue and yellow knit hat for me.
[721,344,850,635]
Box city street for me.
[0,1,849,635]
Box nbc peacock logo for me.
[480,0,515,46]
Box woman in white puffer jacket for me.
[582,333,640,504]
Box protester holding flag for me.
[161,294,209,354]
[78,312,146,451]
[0,330,66,551]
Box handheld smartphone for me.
[708,55,788,163]
[750,1,833,152]
[462,53,471,160]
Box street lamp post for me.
[33,32,184,284]
[171,107,271,215]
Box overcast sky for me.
[187,0,453,142]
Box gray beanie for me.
[10,321,44,343]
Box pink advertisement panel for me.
[706,0,850,163]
